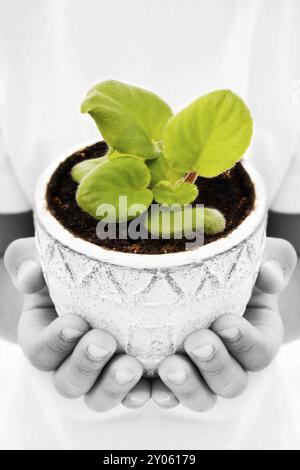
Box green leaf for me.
[147,155,184,187]
[81,80,173,159]
[71,157,107,183]
[108,149,123,159]
[76,156,153,222]
[108,149,139,161]
[203,208,226,235]
[152,180,198,205]
[163,90,253,177]
[146,206,225,238]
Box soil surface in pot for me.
[46,141,255,254]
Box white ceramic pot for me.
[34,141,267,376]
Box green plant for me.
[71,80,253,237]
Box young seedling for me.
[71,80,253,238]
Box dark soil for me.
[46,141,255,254]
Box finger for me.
[151,378,179,409]
[158,355,216,412]
[122,378,151,409]
[4,237,45,294]
[256,238,297,294]
[53,329,116,398]
[85,355,143,412]
[19,295,90,371]
[212,309,283,372]
[184,330,248,399]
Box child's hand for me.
[5,237,297,414]
[5,238,150,411]
[152,238,297,411]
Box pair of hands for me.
[5,237,297,412]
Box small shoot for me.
[73,81,253,239]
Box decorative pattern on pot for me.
[35,218,266,376]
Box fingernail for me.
[218,327,241,341]
[61,326,85,341]
[192,344,215,361]
[263,260,284,285]
[165,370,187,385]
[129,390,148,405]
[87,344,110,361]
[114,370,136,385]
[17,260,40,287]
[154,390,172,404]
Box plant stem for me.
[184,171,198,184]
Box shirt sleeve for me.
[271,140,300,214]
[0,127,30,214]
[245,0,300,212]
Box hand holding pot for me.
[5,237,296,413]
[153,237,297,411]
[5,237,150,411]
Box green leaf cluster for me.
[72,80,253,236]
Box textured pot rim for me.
[34,139,267,269]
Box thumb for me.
[4,237,46,294]
[256,237,297,295]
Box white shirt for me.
[0,0,300,450]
